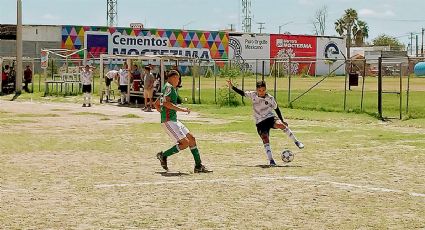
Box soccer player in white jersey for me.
[105,69,118,102]
[80,65,95,107]
[118,63,129,105]
[227,80,304,166]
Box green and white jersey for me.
[160,82,178,123]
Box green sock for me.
[163,145,179,157]
[190,146,202,167]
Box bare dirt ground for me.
[0,100,424,229]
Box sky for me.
[0,0,424,46]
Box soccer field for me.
[0,100,424,229]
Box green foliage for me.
[217,85,241,107]
[204,67,214,78]
[217,65,243,106]
[218,64,242,79]
[372,34,405,50]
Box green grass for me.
[72,112,107,116]
[15,113,60,118]
[121,113,141,118]
[4,74,425,119]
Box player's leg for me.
[157,121,190,170]
[82,86,87,107]
[186,133,202,167]
[105,80,110,101]
[87,85,92,107]
[257,118,276,166]
[120,86,125,104]
[274,119,304,149]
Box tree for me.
[334,8,369,46]
[372,34,405,50]
[353,20,369,46]
[313,6,328,36]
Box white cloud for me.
[42,14,58,20]
[359,8,395,17]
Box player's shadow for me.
[235,164,302,168]
[155,171,190,177]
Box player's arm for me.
[162,97,190,113]
[275,106,288,126]
[226,80,245,97]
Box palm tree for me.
[334,18,346,36]
[334,8,369,46]
[353,20,369,46]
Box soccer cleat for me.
[88,104,92,107]
[82,104,86,107]
[295,141,304,149]
[156,152,168,170]
[269,159,277,166]
[194,164,213,173]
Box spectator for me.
[131,64,141,91]
[2,65,10,89]
[23,65,32,93]
[143,66,155,112]
[80,64,95,107]
[119,62,129,105]
[105,69,118,102]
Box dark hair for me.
[167,70,180,79]
[144,66,151,71]
[256,80,266,89]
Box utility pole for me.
[416,35,419,57]
[241,0,252,33]
[410,32,413,56]
[421,28,424,57]
[107,0,118,27]
[16,0,23,94]
[257,22,265,34]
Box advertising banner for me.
[229,34,270,74]
[270,34,317,75]
[40,50,49,69]
[63,26,229,63]
[316,37,346,75]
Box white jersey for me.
[245,91,278,124]
[80,70,93,85]
[119,69,129,85]
[106,70,118,79]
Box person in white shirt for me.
[227,79,304,166]
[80,65,95,107]
[118,63,129,105]
[105,69,118,102]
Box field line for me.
[94,175,425,198]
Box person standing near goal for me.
[155,70,212,173]
[118,63,129,105]
[80,64,95,107]
[105,69,118,102]
[227,79,304,166]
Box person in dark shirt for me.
[23,65,32,93]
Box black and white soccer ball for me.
[281,149,294,163]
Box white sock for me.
[88,94,92,104]
[83,93,88,104]
[283,128,298,142]
[264,143,273,161]
[121,94,125,104]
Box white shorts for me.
[162,121,190,142]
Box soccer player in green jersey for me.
[155,70,212,173]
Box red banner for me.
[270,35,317,75]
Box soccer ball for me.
[281,149,294,163]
